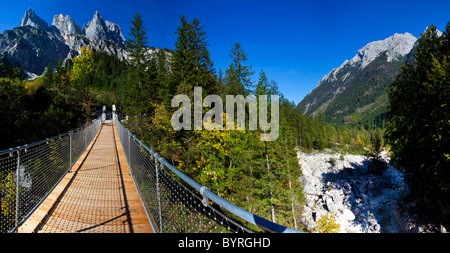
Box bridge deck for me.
[18,120,153,233]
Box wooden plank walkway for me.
[18,120,153,233]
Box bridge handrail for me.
[0,116,103,233]
[0,119,101,155]
[113,108,302,233]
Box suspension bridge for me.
[0,106,301,233]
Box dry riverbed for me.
[298,149,408,233]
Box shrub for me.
[313,213,340,233]
[329,157,337,166]
[367,132,387,175]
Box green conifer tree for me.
[126,12,152,112]
[172,15,216,98]
[224,42,254,95]
[386,24,450,224]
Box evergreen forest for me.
[1,13,449,230]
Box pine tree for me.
[126,12,152,112]
[43,63,53,87]
[171,15,191,92]
[224,42,254,95]
[254,69,279,97]
[172,15,216,98]
[127,12,149,71]
[215,68,228,100]
[155,49,171,105]
[254,69,270,96]
[386,23,450,224]
[54,59,63,99]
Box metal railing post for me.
[155,155,163,233]
[128,132,131,168]
[84,125,86,150]
[15,149,20,233]
[69,132,73,173]
[112,105,116,122]
[102,105,106,121]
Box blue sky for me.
[2,0,450,104]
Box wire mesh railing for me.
[0,106,302,234]
[113,108,301,233]
[0,116,103,233]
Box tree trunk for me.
[289,178,298,230]
[266,152,275,223]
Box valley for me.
[1,5,449,234]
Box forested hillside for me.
[0,12,388,230]
[112,13,385,229]
[2,9,448,231]
[386,24,450,226]
[299,33,417,129]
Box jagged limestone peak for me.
[83,11,125,47]
[52,13,82,36]
[20,8,48,30]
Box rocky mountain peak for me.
[20,8,48,30]
[83,11,125,47]
[52,14,82,36]
[94,10,101,18]
[0,8,128,77]
[300,32,420,124]
[349,32,417,69]
[318,33,417,86]
[83,11,107,40]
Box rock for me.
[83,11,107,40]
[52,14,82,38]
[373,224,380,232]
[298,150,408,233]
[313,209,328,222]
[0,26,70,74]
[343,182,351,190]
[82,11,126,48]
[342,209,355,221]
[326,196,339,214]
[20,8,48,30]
[105,20,126,46]
[1,9,130,76]
[328,190,344,204]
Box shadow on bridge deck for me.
[18,120,153,233]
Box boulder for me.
[326,196,340,214]
[342,209,355,221]
[298,150,408,233]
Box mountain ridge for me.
[299,32,419,127]
[0,8,127,78]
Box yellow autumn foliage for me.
[70,46,94,83]
[312,213,341,233]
